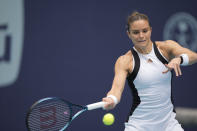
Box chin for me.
[135,41,148,48]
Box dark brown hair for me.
[127,11,151,32]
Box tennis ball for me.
[102,113,115,126]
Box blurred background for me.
[0,0,197,130]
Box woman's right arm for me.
[103,53,132,110]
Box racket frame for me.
[26,97,105,131]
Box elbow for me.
[195,53,197,63]
[191,53,197,65]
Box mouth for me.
[137,40,146,43]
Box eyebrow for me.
[130,27,150,32]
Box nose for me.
[139,32,144,38]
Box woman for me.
[102,12,197,131]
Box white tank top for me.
[127,43,174,124]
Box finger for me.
[102,98,108,102]
[175,64,182,76]
[164,64,173,70]
[102,97,108,101]
[174,64,179,76]
[102,98,110,107]
[163,64,171,74]
[162,69,169,74]
[164,64,168,68]
[102,98,114,109]
[177,64,182,76]
[104,103,113,110]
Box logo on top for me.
[0,0,24,87]
[163,12,197,51]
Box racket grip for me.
[87,101,106,110]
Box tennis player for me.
[102,11,197,131]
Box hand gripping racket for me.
[26,97,106,131]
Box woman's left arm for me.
[167,40,197,65]
[162,40,197,76]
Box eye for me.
[143,29,148,33]
[132,31,139,35]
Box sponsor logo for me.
[0,0,24,87]
[163,12,197,51]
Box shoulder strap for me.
[127,48,140,84]
[153,42,176,112]
[153,42,168,64]
[126,48,141,122]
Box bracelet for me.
[107,95,118,105]
[180,54,189,66]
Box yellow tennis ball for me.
[102,113,115,126]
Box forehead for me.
[130,20,150,30]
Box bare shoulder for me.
[155,41,172,60]
[165,40,179,45]
[115,51,133,72]
[115,50,133,72]
[155,40,182,52]
[117,51,133,64]
[155,40,184,59]
[156,40,180,49]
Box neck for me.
[135,41,153,54]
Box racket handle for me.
[87,101,106,110]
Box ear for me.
[127,31,131,39]
[150,27,152,32]
[149,27,152,37]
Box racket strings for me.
[27,99,71,131]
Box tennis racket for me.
[26,97,106,131]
